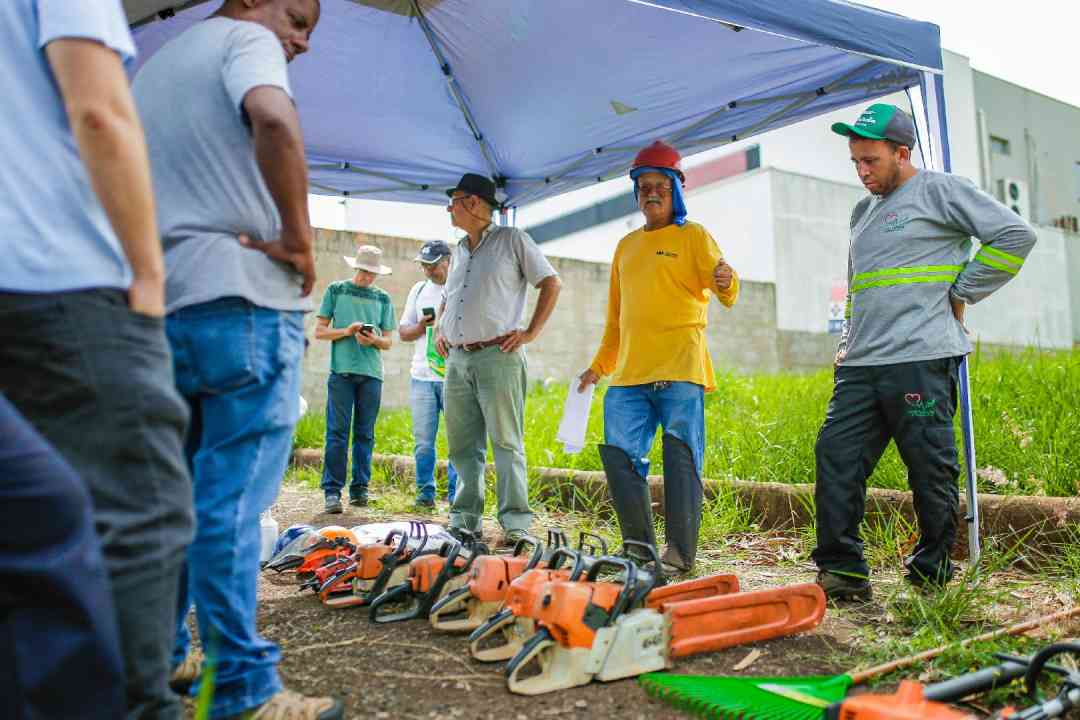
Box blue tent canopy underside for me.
[132,0,941,207]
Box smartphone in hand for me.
[360,323,376,335]
[422,307,436,321]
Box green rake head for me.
[639,672,854,720]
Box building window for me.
[1075,162,1080,200]
[989,136,1010,155]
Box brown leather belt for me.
[454,334,510,352]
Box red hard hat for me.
[630,140,685,183]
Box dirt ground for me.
[184,485,1075,719]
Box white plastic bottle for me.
[259,510,279,566]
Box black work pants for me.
[811,357,961,583]
[0,289,194,719]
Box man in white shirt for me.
[398,241,458,508]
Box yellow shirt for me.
[588,221,738,392]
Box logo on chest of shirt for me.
[882,211,913,233]
[655,250,679,259]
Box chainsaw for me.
[367,531,489,623]
[428,528,576,633]
[503,549,825,695]
[312,521,437,608]
[818,643,1080,719]
[467,539,615,663]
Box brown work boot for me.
[235,689,343,720]
[169,649,202,694]
[816,570,872,602]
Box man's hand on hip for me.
[577,368,600,393]
[950,296,970,335]
[435,333,450,358]
[499,329,533,353]
[128,272,166,318]
[833,349,846,368]
[238,230,317,296]
[713,260,733,292]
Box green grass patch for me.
[293,348,1080,496]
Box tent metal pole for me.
[410,0,502,184]
[922,69,980,567]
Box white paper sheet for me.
[556,381,595,454]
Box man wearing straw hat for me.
[315,244,396,514]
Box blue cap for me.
[414,240,452,264]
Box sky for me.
[310,0,1080,239]
[856,0,1079,108]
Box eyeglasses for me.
[447,194,473,207]
[637,182,672,196]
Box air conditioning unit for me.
[996,177,1030,218]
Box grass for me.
[294,347,1080,496]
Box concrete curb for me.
[292,448,1080,557]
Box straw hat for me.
[344,245,392,275]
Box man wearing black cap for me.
[812,103,1036,601]
[435,173,562,545]
[398,240,458,508]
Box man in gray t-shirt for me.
[435,173,561,545]
[811,104,1036,602]
[133,2,341,718]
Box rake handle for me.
[849,606,1080,685]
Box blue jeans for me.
[321,372,382,500]
[0,394,125,720]
[411,379,458,502]
[603,382,705,479]
[167,299,304,719]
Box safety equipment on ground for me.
[368,531,488,623]
[641,605,1080,720]
[630,140,685,183]
[599,444,657,556]
[504,548,824,695]
[428,529,572,633]
[660,433,703,572]
[264,527,321,574]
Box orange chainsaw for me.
[312,521,436,608]
[427,528,576,633]
[367,531,489,623]
[504,550,826,695]
[467,543,607,662]
[264,526,358,586]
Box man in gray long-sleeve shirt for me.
[812,103,1036,601]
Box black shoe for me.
[349,492,369,507]
[448,526,480,544]
[816,570,872,601]
[414,496,436,511]
[324,496,343,514]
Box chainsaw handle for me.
[585,555,638,623]
[546,547,588,580]
[512,535,544,570]
[576,530,608,557]
[1024,643,1080,700]
[546,528,569,549]
[382,528,406,545]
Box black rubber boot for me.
[661,433,703,573]
[598,444,657,557]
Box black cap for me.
[414,240,452,264]
[446,173,498,208]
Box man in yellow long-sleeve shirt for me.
[579,141,738,574]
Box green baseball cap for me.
[831,103,915,148]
